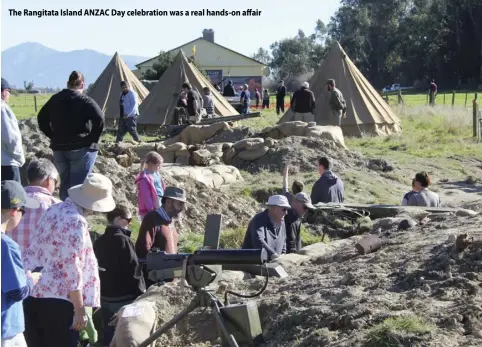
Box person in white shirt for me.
[1,78,25,183]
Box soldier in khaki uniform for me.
[326,79,347,126]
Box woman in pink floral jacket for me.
[23,173,116,347]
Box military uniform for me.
[328,87,346,126]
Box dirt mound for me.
[17,119,257,232]
[230,136,366,174]
[135,213,482,347]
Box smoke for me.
[286,71,315,91]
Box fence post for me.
[465,92,468,107]
[443,93,446,105]
[474,93,478,138]
[426,91,429,105]
[34,95,38,113]
[397,90,404,104]
[451,91,455,107]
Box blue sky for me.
[1,0,340,58]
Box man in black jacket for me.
[93,204,145,347]
[37,71,104,201]
[291,82,315,122]
[276,80,286,115]
[223,80,236,97]
[311,156,344,204]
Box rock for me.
[340,272,356,285]
[456,209,478,217]
[233,138,265,151]
[372,217,405,231]
[174,149,191,165]
[465,176,478,185]
[264,137,277,147]
[115,154,132,168]
[223,148,237,164]
[179,122,231,145]
[237,146,269,161]
[448,234,457,243]
[398,219,417,230]
[272,253,310,272]
[397,208,431,221]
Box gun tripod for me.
[138,289,239,347]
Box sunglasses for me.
[120,216,132,223]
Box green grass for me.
[383,91,478,107]
[346,105,480,158]
[365,316,435,347]
[8,93,51,120]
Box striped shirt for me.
[8,186,61,254]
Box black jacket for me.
[276,85,286,99]
[311,171,345,204]
[37,89,104,151]
[223,84,236,97]
[93,226,145,301]
[242,210,286,259]
[291,87,315,113]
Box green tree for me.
[141,51,173,80]
[23,81,34,92]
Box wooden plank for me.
[313,203,459,219]
[203,214,222,249]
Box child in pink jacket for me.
[135,151,166,220]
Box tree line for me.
[253,0,482,90]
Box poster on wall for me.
[229,76,262,95]
[205,70,223,86]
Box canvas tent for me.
[88,52,149,119]
[278,42,402,136]
[137,50,239,126]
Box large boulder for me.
[233,138,265,151]
[162,164,243,189]
[237,146,269,161]
[303,125,346,149]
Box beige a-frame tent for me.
[278,42,402,136]
[137,50,238,126]
[87,52,149,119]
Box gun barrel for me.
[190,249,267,265]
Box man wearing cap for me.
[182,82,202,124]
[276,80,287,115]
[116,81,141,143]
[290,81,315,122]
[242,194,290,261]
[23,173,115,347]
[1,180,42,347]
[8,159,61,254]
[326,79,347,126]
[285,192,314,253]
[1,78,25,183]
[135,186,187,287]
[240,84,251,115]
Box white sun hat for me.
[267,195,291,209]
[68,173,116,213]
[302,82,309,88]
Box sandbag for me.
[165,142,187,152]
[159,151,175,163]
[276,121,309,137]
[192,149,211,166]
[116,154,132,168]
[174,149,190,165]
[237,146,269,161]
[179,122,230,145]
[109,301,157,347]
[223,148,237,163]
[211,173,225,188]
[303,125,346,148]
[222,142,233,151]
[233,138,265,151]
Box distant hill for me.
[1,42,150,89]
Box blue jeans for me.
[101,299,135,347]
[53,148,98,201]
